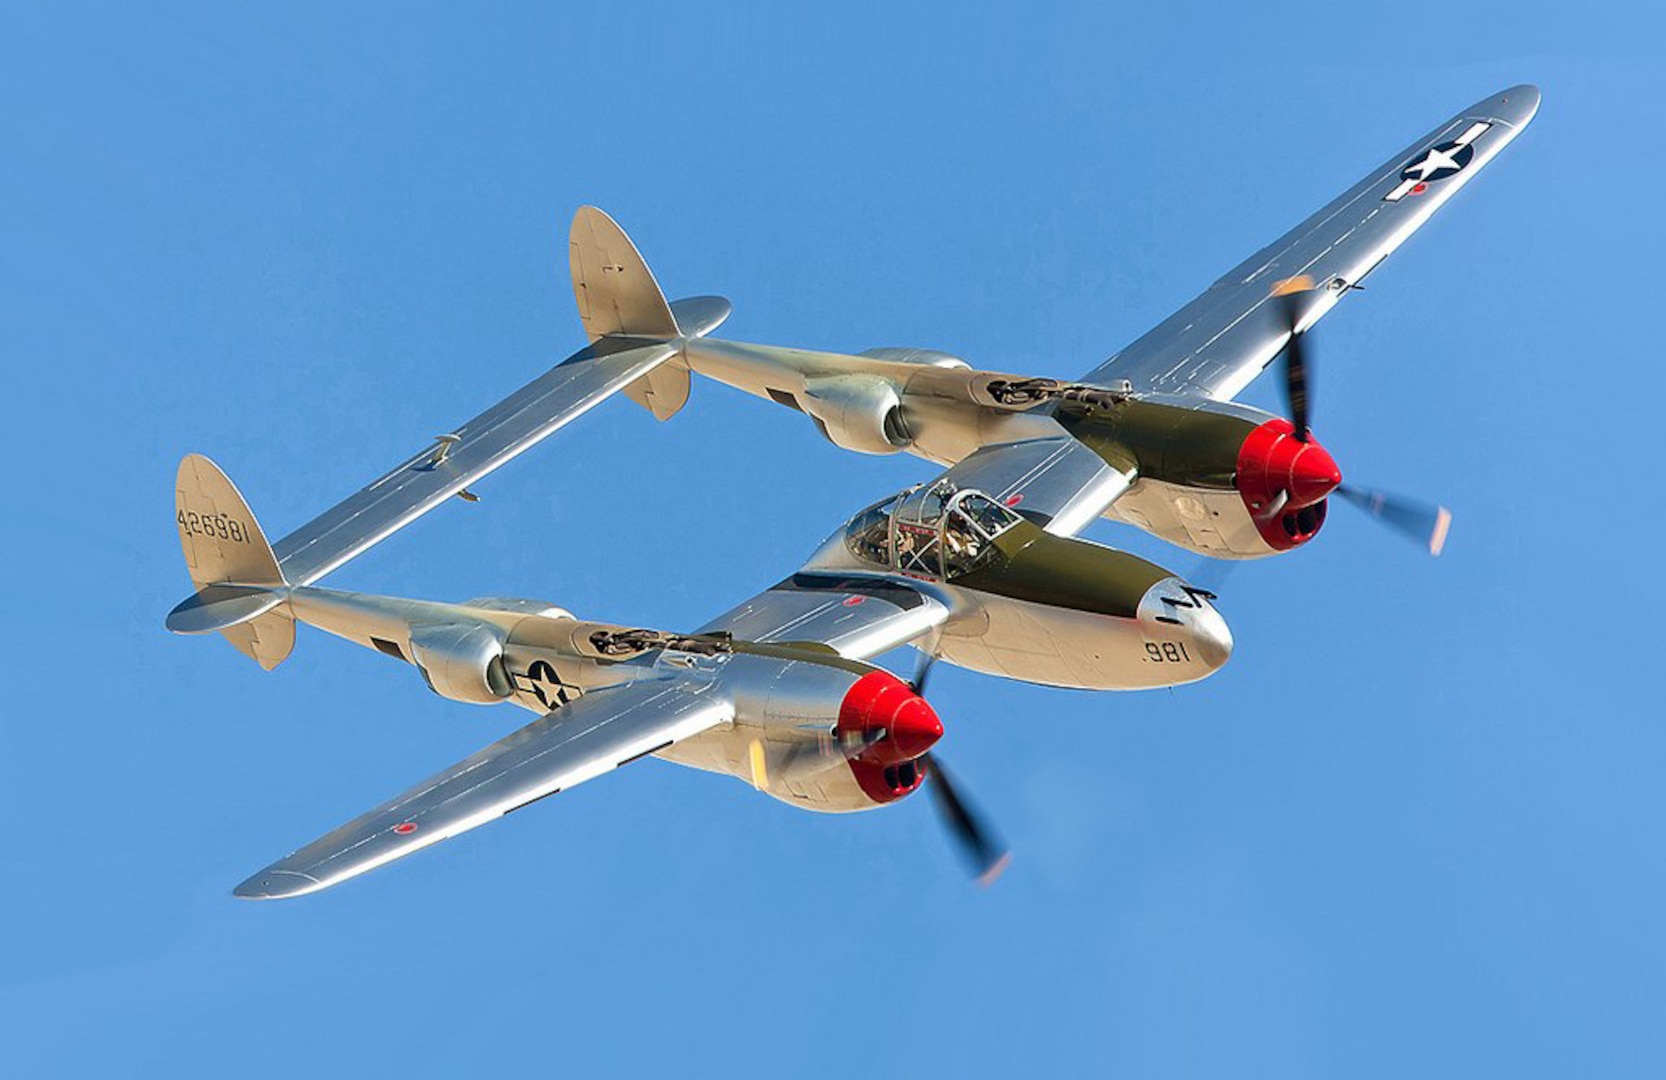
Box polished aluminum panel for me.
[697,572,949,661]
[269,336,676,587]
[936,437,1132,536]
[1080,86,1539,401]
[235,675,732,899]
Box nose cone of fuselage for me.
[1136,576,1234,674]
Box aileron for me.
[1080,85,1539,400]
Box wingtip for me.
[234,868,325,901]
[1482,84,1541,127]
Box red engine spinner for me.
[1235,418,1342,551]
[836,670,943,803]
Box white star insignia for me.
[1405,145,1463,181]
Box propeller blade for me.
[1271,280,1315,443]
[1187,555,1238,596]
[909,650,938,696]
[924,753,1010,886]
[778,724,887,784]
[1284,319,1312,443]
[1337,485,1453,556]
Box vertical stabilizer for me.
[169,454,294,668]
[569,206,681,342]
[176,453,284,589]
[569,207,733,421]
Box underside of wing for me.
[235,676,732,899]
[1080,85,1539,400]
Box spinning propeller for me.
[1272,278,1453,556]
[791,652,1009,886]
[909,653,1012,886]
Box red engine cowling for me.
[1236,418,1342,551]
[836,670,943,803]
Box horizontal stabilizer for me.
[166,583,286,634]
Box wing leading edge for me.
[1080,85,1540,400]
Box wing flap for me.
[1080,85,1539,399]
[235,676,732,899]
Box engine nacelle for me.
[1057,395,1342,559]
[408,622,512,705]
[856,347,971,370]
[800,374,911,455]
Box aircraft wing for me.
[1077,85,1539,400]
[272,336,678,587]
[235,674,732,899]
[933,437,1132,536]
[699,572,950,660]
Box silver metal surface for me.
[932,582,1230,690]
[1079,86,1540,400]
[185,88,1544,896]
[669,295,732,339]
[235,675,732,899]
[935,438,1133,535]
[800,374,910,454]
[268,336,677,588]
[407,622,511,705]
[697,572,949,660]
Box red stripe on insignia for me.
[393,822,418,835]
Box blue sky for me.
[3,3,1660,1076]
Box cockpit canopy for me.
[845,480,1023,580]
